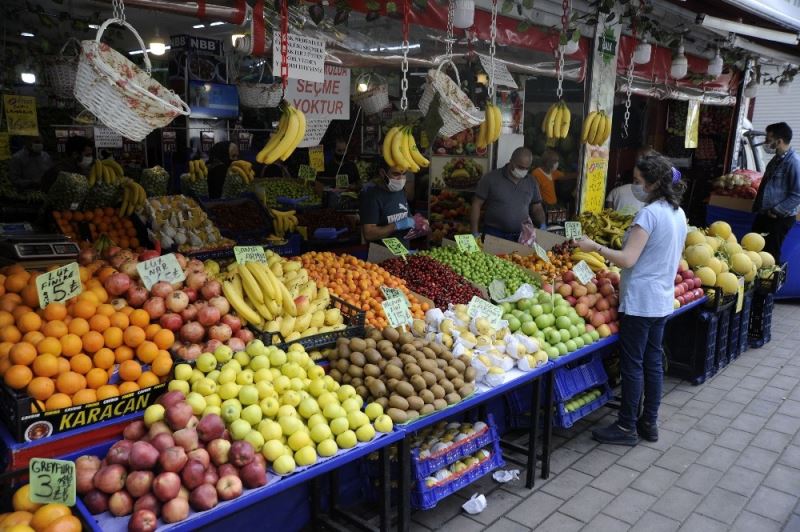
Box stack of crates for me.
[749,293,775,348]
[552,354,612,428]
[664,309,720,385]
[730,289,754,360]
[714,306,732,370]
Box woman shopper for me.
[576,153,687,445]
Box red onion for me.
[208,296,230,316]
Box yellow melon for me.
[685,230,706,247]
[685,245,712,268]
[705,236,723,251]
[706,257,723,275]
[746,251,762,269]
[716,272,740,295]
[723,242,743,256]
[695,267,716,286]
[759,251,776,268]
[708,221,732,240]
[730,253,753,275]
[741,232,765,252]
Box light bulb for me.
[670,46,688,79]
[633,42,651,64]
[357,82,369,93]
[149,40,166,56]
[453,0,475,29]
[20,72,36,84]
[560,40,580,56]
[707,51,723,78]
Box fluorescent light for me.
[193,24,205,29]
[129,46,171,55]
[366,44,421,52]
[20,72,36,84]
[231,33,245,46]
[20,32,34,37]
[731,36,800,66]
[88,24,99,29]
[697,13,799,45]
[209,21,225,26]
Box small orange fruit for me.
[55,371,86,395]
[45,393,72,410]
[86,367,109,389]
[69,353,93,375]
[21,331,44,346]
[92,348,115,370]
[136,341,159,364]
[151,355,173,377]
[89,314,110,333]
[81,331,104,354]
[27,377,55,401]
[96,303,115,317]
[30,504,71,531]
[137,371,159,388]
[114,345,134,363]
[43,303,67,321]
[119,381,139,394]
[42,320,68,339]
[20,284,39,308]
[12,484,42,512]
[109,312,130,329]
[36,337,62,357]
[72,300,96,320]
[56,357,70,374]
[40,514,82,532]
[32,354,59,378]
[1,325,22,343]
[123,326,145,348]
[96,384,119,400]
[11,305,32,321]
[59,334,82,358]
[0,310,14,327]
[102,326,123,349]
[10,342,37,366]
[0,357,12,376]
[71,389,97,406]
[17,312,42,333]
[4,365,33,390]
[67,318,89,337]
[129,309,150,329]
[5,273,29,294]
[0,510,33,529]
[153,329,175,350]
[119,359,142,382]
[145,323,161,341]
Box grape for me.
[421,247,537,293]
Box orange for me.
[67,318,89,337]
[45,393,72,410]
[32,354,59,378]
[43,303,67,321]
[0,357,12,377]
[145,323,161,341]
[81,331,104,354]
[20,284,39,308]
[72,300,96,320]
[0,341,13,358]
[10,342,37,366]
[114,345,134,363]
[96,303,115,317]
[12,485,42,513]
[42,320,67,339]
[27,377,55,401]
[97,267,116,283]
[0,511,33,529]
[88,314,110,333]
[36,337,62,357]
[4,365,33,389]
[118,381,139,394]
[92,348,115,370]
[1,325,21,343]
[12,306,32,321]
[136,341,158,364]
[78,267,90,283]
[55,372,86,395]
[123,326,145,348]
[69,354,92,375]
[102,326,123,349]
[56,357,70,374]
[40,514,82,532]
[30,504,71,531]
[129,309,150,329]
[153,329,175,350]
[96,384,119,400]
[21,331,44,346]
[71,389,97,405]
[16,312,41,333]
[59,334,82,358]
[5,273,28,294]
[119,359,142,382]
[137,371,159,388]
[0,310,14,327]
[151,355,173,377]
[121,306,134,316]
[109,312,130,329]
[86,367,108,389]
[0,293,22,312]
[90,286,108,304]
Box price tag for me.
[36,262,82,309]
[454,234,480,254]
[308,145,325,172]
[382,238,408,258]
[382,297,413,328]
[234,246,267,265]
[29,458,75,506]
[467,296,503,327]
[381,285,409,306]
[298,164,317,183]
[564,221,582,240]
[736,277,745,313]
[533,242,550,263]
[572,260,595,285]
[335,174,349,189]
[137,254,186,291]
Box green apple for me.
[347,411,369,430]
[295,445,317,466]
[307,413,327,429]
[507,316,521,332]
[565,339,577,352]
[185,392,207,415]
[374,414,393,433]
[289,377,305,392]
[323,376,338,392]
[218,382,240,401]
[307,365,324,380]
[329,417,349,436]
[500,302,513,313]
[168,380,190,395]
[222,360,242,374]
[337,385,357,402]
[242,404,263,426]
[288,430,312,452]
[298,398,320,419]
[568,325,580,338]
[193,378,217,397]
[555,316,571,330]
[365,402,383,421]
[323,403,346,420]
[573,336,585,349]
[556,342,568,356]
[546,329,561,345]
[307,379,326,398]
[279,415,303,436]
[244,429,265,451]
[535,315,550,331]
[196,353,217,373]
[221,401,242,423]
[143,404,165,427]
[281,390,301,407]
[189,369,205,384]
[234,351,251,367]
[203,405,221,417]
[238,384,259,406]
[273,454,296,475]
[521,321,537,336]
[531,304,544,317]
[269,349,287,367]
[258,419,283,441]
[246,339,268,357]
[260,397,279,417]
[218,368,236,385]
[255,380,274,400]
[278,405,298,419]
[254,368,273,384]
[206,370,220,383]
[174,363,193,381]
[356,424,376,442]
[520,312,534,324]
[317,392,337,410]
[317,439,338,457]
[516,298,532,311]
[546,346,560,360]
[230,418,251,440]
[205,394,221,408]
[281,362,299,379]
[274,375,291,394]
[341,397,361,413]
[559,329,571,343]
[262,439,285,461]
[310,423,332,443]
[590,330,600,341]
[236,369,254,386]
[214,345,233,364]
[287,350,307,365]
[336,430,357,449]
[581,333,593,345]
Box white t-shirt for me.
[619,200,688,317]
[607,184,645,215]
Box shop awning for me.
[720,0,800,32]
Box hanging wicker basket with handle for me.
[419,60,483,138]
[237,61,283,108]
[44,38,81,99]
[74,18,190,142]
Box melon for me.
[746,251,762,269]
[679,259,689,272]
[708,221,732,240]
[685,230,706,247]
[706,236,724,251]
[695,267,716,287]
[759,251,775,268]
[723,242,743,256]
[685,245,712,268]
[706,257,723,275]
[730,253,753,275]
[716,272,739,295]
[726,233,738,244]
[744,266,757,283]
[741,232,765,252]
[720,261,729,273]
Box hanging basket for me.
[352,73,390,115]
[237,61,283,108]
[44,39,81,99]
[74,18,191,142]
[419,60,483,138]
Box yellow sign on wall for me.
[3,95,39,136]
[581,156,609,213]
[308,145,325,172]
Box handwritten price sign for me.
[234,246,267,265]
[382,297,412,328]
[29,458,75,506]
[533,242,550,263]
[572,261,595,285]
[564,221,582,240]
[455,234,480,254]
[308,145,325,172]
[381,285,409,306]
[137,254,186,290]
[382,238,408,258]
[298,164,317,183]
[467,296,503,327]
[336,174,349,189]
[36,263,82,309]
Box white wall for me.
[752,82,800,132]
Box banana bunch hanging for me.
[89,159,124,186]
[256,103,307,165]
[270,209,298,237]
[229,160,255,184]
[581,110,612,146]
[119,178,146,216]
[188,159,208,182]
[382,126,430,173]
[542,101,571,140]
[476,102,502,150]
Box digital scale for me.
[0,232,80,269]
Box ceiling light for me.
[707,49,723,78]
[231,33,246,46]
[476,73,488,85]
[209,21,225,26]
[193,24,205,29]
[697,13,799,45]
[129,46,171,56]
[20,32,34,38]
[149,29,167,56]
[20,72,36,84]
[356,82,369,92]
[671,45,688,79]
[452,0,475,29]
[633,41,652,64]
[89,24,99,29]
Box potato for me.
[419,388,435,404]
[445,392,461,405]
[349,338,367,353]
[395,381,415,398]
[410,374,427,392]
[382,327,400,343]
[430,384,445,399]
[388,395,409,411]
[387,408,408,423]
[407,396,424,411]
[385,364,404,380]
[350,352,366,367]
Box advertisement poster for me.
[4,95,38,136]
[581,156,609,213]
[496,89,524,135]
[188,81,239,119]
[273,33,325,83]
[284,65,350,120]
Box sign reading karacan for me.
[285,65,350,120]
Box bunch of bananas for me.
[188,159,208,182]
[93,234,116,255]
[581,110,612,146]
[220,251,345,340]
[579,209,634,249]
[476,103,502,149]
[541,101,571,140]
[256,103,307,165]
[382,126,429,173]
[228,160,255,184]
[119,178,146,216]
[570,250,606,272]
[270,209,298,237]
[89,159,124,187]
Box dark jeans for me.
[483,226,520,242]
[753,213,794,263]
[618,313,668,431]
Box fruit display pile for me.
[553,270,620,335]
[674,265,704,308]
[261,179,321,209]
[53,208,142,250]
[1,485,81,531]
[563,388,603,413]
[429,191,471,243]
[423,246,536,292]
[141,196,234,253]
[297,209,357,236]
[420,447,495,489]
[579,209,633,249]
[201,197,273,240]
[411,420,490,460]
[299,252,428,328]
[380,255,482,308]
[499,241,576,279]
[326,327,476,424]
[711,169,761,199]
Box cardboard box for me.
[709,194,754,213]
[482,231,566,256]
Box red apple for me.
[107,440,133,465]
[240,461,267,489]
[133,493,161,517]
[157,391,186,409]
[125,470,154,498]
[159,446,188,473]
[129,441,159,470]
[216,475,243,501]
[83,489,109,514]
[150,432,175,453]
[123,420,147,441]
[203,465,219,486]
[109,490,134,517]
[217,463,238,478]
[188,448,210,469]
[173,427,199,452]
[128,509,158,532]
[162,498,190,524]
[230,441,255,468]
[153,471,181,502]
[94,464,127,494]
[196,414,225,443]
[190,483,219,511]
[208,439,231,466]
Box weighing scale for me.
[0,232,80,269]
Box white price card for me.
[381,285,409,306]
[564,221,582,240]
[533,242,550,263]
[36,262,82,308]
[382,297,412,328]
[234,246,267,265]
[382,238,408,258]
[467,296,503,327]
[137,254,186,291]
[455,234,480,254]
[572,261,595,285]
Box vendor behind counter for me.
[359,160,417,243]
[320,138,360,188]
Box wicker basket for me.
[419,60,483,138]
[353,73,390,115]
[237,62,282,108]
[74,18,190,142]
[44,39,81,99]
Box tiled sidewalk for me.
[411,302,800,532]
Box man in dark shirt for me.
[360,161,414,242]
[322,138,360,188]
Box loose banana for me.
[489,104,502,143]
[222,280,262,326]
[382,127,399,168]
[237,263,264,305]
[256,103,306,165]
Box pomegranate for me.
[198,305,221,327]
[127,285,148,308]
[143,297,166,320]
[180,322,205,344]
[208,296,230,316]
[151,281,174,299]
[167,291,190,313]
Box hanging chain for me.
[556,0,569,99]
[488,0,498,101]
[622,3,639,139]
[400,0,410,111]
[280,0,289,94]
[446,0,455,59]
[112,0,126,21]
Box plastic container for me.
[756,263,786,295]
[714,306,732,370]
[261,296,366,351]
[749,293,774,348]
[553,353,609,403]
[701,285,737,312]
[199,193,274,244]
[553,384,612,429]
[737,290,753,357]
[664,309,718,385]
[411,414,499,480]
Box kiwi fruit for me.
[398,332,414,345]
[410,374,427,392]
[444,366,459,380]
[451,377,465,390]
[419,359,437,373]
[365,338,377,349]
[329,368,342,381]
[336,359,350,373]
[404,363,422,377]
[337,343,351,359]
[464,367,477,382]
[421,371,437,387]
[384,364,404,380]
[458,354,472,366]
[382,327,400,343]
[458,383,475,398]
[430,384,445,399]
[395,381,415,398]
[399,354,416,366]
[449,359,466,373]
[439,351,453,362]
[376,397,389,409]
[422,347,436,359]
[445,392,461,405]
[440,379,455,394]
[407,396,424,411]
[356,386,368,398]
[387,357,403,369]
[388,395,409,410]
[365,348,381,364]
[419,388,435,404]
[412,339,425,350]
[413,352,426,364]
[436,359,448,370]
[368,328,383,342]
[387,408,408,423]
[405,410,420,421]
[420,404,435,415]
[380,345,398,359]
[433,398,448,410]
[386,378,399,392]
[433,368,446,381]
[368,379,387,398]
[401,344,416,354]
[377,359,387,370]
[429,343,444,355]
[341,373,352,384]
[337,337,350,348]
[350,377,363,388]
[347,365,363,378]
[349,352,366,367]
[349,338,367,353]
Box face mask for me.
[80,156,93,169]
[552,162,559,171]
[30,144,43,154]
[631,183,649,202]
[387,178,406,192]
[511,167,528,179]
[764,142,778,155]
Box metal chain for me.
[400,0,410,111]
[280,0,289,94]
[446,0,455,59]
[556,0,569,99]
[488,0,498,100]
[622,3,639,139]
[112,0,126,21]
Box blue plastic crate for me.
[665,310,719,385]
[411,438,505,510]
[714,307,731,370]
[411,414,500,480]
[749,293,774,348]
[553,353,609,403]
[737,291,754,357]
[727,314,741,361]
[553,383,612,429]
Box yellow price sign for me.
[454,234,480,253]
[4,94,39,136]
[581,156,608,214]
[234,246,267,264]
[308,146,325,172]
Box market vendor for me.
[9,135,52,192]
[531,149,563,206]
[360,161,416,242]
[207,141,239,199]
[470,147,546,241]
[41,136,93,193]
[322,137,360,188]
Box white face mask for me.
[764,141,778,155]
[80,156,94,168]
[387,178,406,192]
[631,183,649,202]
[511,167,528,179]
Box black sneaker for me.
[637,420,659,442]
[592,422,639,446]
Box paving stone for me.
[603,487,657,524]
[570,448,619,476]
[582,513,631,532]
[762,463,800,496]
[736,375,769,392]
[662,390,695,407]
[675,428,716,454]
[506,490,562,528]
[694,386,728,404]
[410,521,433,531]
[725,386,759,405]
[658,403,681,420]
[695,414,731,436]
[776,399,800,418]
[675,464,724,495]
[778,444,800,467]
[748,400,783,419]
[679,399,714,419]
[722,364,749,378]
[435,515,485,532]
[769,375,799,391]
[750,365,781,380]
[696,445,740,471]
[529,511,582,532]
[468,488,522,525]
[482,518,531,532]
[730,511,783,532]
[710,400,746,418]
[718,465,767,497]
[631,465,680,497]
[751,429,793,453]
[640,428,682,452]
[716,427,755,451]
[782,513,800,532]
[746,486,797,523]
[654,447,700,474]
[737,445,781,473]
[677,513,730,532]
[730,412,768,433]
[694,486,748,525]
[630,511,680,532]
[661,413,697,433]
[766,413,800,435]
[561,431,599,454]
[651,487,700,522]
[707,374,740,391]
[589,464,639,495]
[413,493,468,529]
[540,468,593,500]
[547,447,585,475]
[760,386,791,404]
[455,470,503,498]
[557,486,614,523]
[616,445,662,472]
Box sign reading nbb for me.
[169,35,223,55]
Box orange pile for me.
[500,251,574,281]
[53,208,140,250]
[0,263,174,412]
[299,252,428,328]
[1,484,81,532]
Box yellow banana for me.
[542,103,556,134]
[587,111,603,145]
[559,103,571,139]
[476,116,488,150]
[120,186,130,217]
[401,129,420,173]
[581,111,597,143]
[257,109,290,164]
[277,279,297,316]
[408,132,429,168]
[594,112,610,145]
[237,263,264,305]
[600,113,612,145]
[253,300,274,321]
[103,159,124,179]
[197,159,208,178]
[490,104,502,142]
[247,262,277,301]
[548,105,560,139]
[265,107,299,165]
[262,263,284,306]
[484,104,495,145]
[222,280,262,326]
[382,127,399,168]
[282,106,306,161]
[390,126,408,170]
